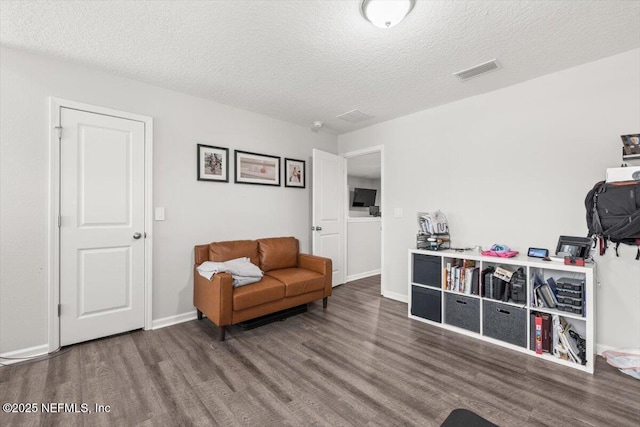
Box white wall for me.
[347,219,381,280]
[0,47,337,354]
[338,49,640,350]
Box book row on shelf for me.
[442,259,587,315]
[442,259,526,304]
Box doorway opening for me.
[344,146,384,294]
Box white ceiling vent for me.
[336,109,373,123]
[454,59,501,81]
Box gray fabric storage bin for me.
[444,293,480,333]
[411,285,442,323]
[412,254,442,287]
[483,300,527,348]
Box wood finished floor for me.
[1,275,639,427]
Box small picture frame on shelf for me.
[197,144,229,182]
[621,134,640,159]
[234,150,281,186]
[284,158,305,188]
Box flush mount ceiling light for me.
[361,0,415,28]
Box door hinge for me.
[57,304,61,317]
[58,215,61,228]
[54,126,62,139]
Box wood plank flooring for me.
[1,275,639,426]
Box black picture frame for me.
[555,236,591,258]
[621,134,640,159]
[197,144,229,182]
[234,150,281,186]
[284,158,306,188]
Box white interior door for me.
[59,107,145,346]
[312,149,346,286]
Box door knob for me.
[316,226,322,231]
[133,232,142,239]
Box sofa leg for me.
[218,326,226,342]
[323,297,328,309]
[197,309,203,320]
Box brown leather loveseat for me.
[193,237,332,340]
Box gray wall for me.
[0,47,337,354]
[338,49,640,351]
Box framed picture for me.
[197,144,229,182]
[284,158,305,188]
[234,150,281,186]
[621,134,640,158]
[555,235,591,258]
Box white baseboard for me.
[152,310,198,330]
[596,343,616,356]
[0,344,49,365]
[382,290,408,303]
[346,269,381,283]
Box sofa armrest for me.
[298,253,332,296]
[193,267,233,326]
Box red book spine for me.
[535,316,543,354]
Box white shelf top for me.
[410,248,595,272]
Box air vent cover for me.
[454,59,501,81]
[336,109,373,123]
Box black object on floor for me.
[441,409,498,427]
[238,304,307,330]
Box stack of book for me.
[530,312,553,353]
[533,280,558,309]
[443,260,480,295]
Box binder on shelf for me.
[542,314,552,352]
[535,316,543,354]
[530,312,552,353]
[538,283,557,308]
[470,268,480,295]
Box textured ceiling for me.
[1,1,639,135]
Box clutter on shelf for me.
[417,211,450,251]
[481,244,519,258]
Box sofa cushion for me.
[265,268,325,297]
[210,240,260,266]
[233,276,285,311]
[257,237,299,272]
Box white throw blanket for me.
[197,257,263,287]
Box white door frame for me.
[48,97,154,352]
[342,145,385,295]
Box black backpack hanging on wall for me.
[585,180,640,259]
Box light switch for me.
[155,207,166,221]
[394,208,403,218]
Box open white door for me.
[312,149,346,286]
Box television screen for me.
[352,188,377,207]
